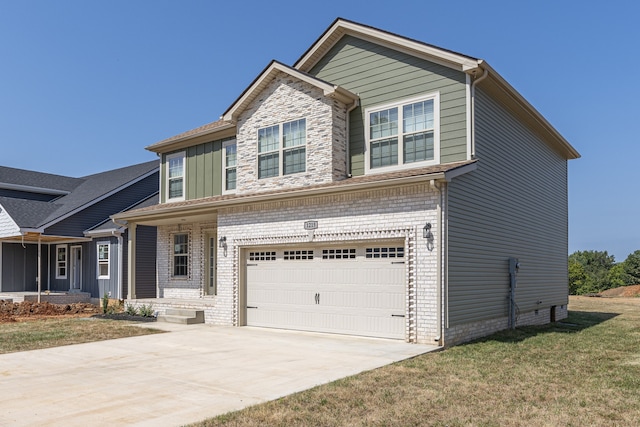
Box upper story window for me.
[223,140,237,193]
[365,93,440,173]
[167,151,185,201]
[97,242,110,279]
[258,118,306,179]
[56,245,67,279]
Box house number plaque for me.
[304,220,318,230]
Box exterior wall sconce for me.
[218,236,228,257]
[423,222,435,251]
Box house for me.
[0,161,159,302]
[114,18,580,346]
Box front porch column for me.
[127,223,137,300]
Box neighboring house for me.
[0,161,159,301]
[114,18,580,346]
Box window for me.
[56,245,67,279]
[249,251,276,261]
[258,118,306,179]
[322,248,356,259]
[173,234,188,277]
[166,151,185,201]
[284,250,314,260]
[366,93,439,172]
[365,247,405,258]
[97,242,110,279]
[223,140,237,192]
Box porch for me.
[0,291,91,304]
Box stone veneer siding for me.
[235,72,349,194]
[444,305,568,347]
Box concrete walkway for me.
[0,323,439,427]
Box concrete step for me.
[157,309,204,325]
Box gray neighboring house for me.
[0,161,159,301]
[115,18,580,346]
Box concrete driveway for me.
[0,322,439,427]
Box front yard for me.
[194,296,640,426]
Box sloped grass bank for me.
[194,296,640,426]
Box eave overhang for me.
[113,160,477,226]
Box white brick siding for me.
[156,183,443,343]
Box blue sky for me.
[1,1,638,261]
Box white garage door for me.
[245,242,406,339]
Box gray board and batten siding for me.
[1,243,44,292]
[308,35,468,176]
[446,87,569,327]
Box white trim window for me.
[166,151,186,201]
[223,140,237,193]
[173,233,189,277]
[97,242,110,279]
[365,93,440,173]
[56,245,67,279]
[258,118,306,179]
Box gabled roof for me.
[295,18,480,73]
[146,61,358,154]
[85,192,159,236]
[293,18,579,160]
[0,160,158,233]
[222,60,358,122]
[0,166,81,195]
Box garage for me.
[244,242,407,339]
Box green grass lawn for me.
[193,296,640,427]
[0,317,163,354]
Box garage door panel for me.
[245,243,406,339]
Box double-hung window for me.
[97,242,109,279]
[173,233,188,277]
[366,93,439,172]
[166,151,185,201]
[223,140,237,192]
[56,245,67,279]
[258,118,306,178]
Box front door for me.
[205,233,216,295]
[70,246,82,290]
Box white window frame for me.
[55,244,67,279]
[172,233,189,278]
[222,139,237,194]
[166,151,186,201]
[97,241,110,279]
[364,92,440,174]
[257,118,307,179]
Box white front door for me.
[245,242,406,339]
[70,246,82,290]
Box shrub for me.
[124,304,139,316]
[139,304,155,318]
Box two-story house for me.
[114,18,579,346]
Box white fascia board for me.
[296,20,480,73]
[38,167,159,230]
[223,62,357,121]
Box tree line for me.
[568,250,640,295]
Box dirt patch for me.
[599,284,640,298]
[0,300,101,323]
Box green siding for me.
[309,35,468,175]
[161,138,230,203]
[446,87,569,326]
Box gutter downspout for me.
[430,179,443,345]
[470,68,489,158]
[345,99,360,177]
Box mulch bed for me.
[91,313,157,322]
[0,300,101,323]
